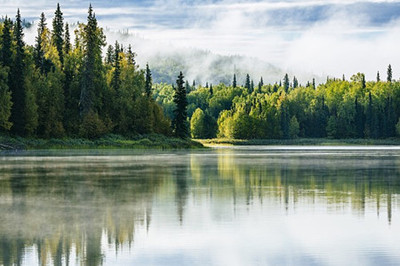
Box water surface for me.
[0,146,400,265]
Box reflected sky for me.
[0,147,399,265]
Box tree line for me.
[2,5,400,141]
[0,5,189,139]
[155,66,400,139]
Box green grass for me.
[0,134,204,150]
[198,138,400,146]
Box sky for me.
[2,0,400,81]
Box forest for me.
[1,5,400,141]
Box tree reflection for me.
[0,149,399,265]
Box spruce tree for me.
[105,45,114,65]
[245,74,250,90]
[52,3,64,65]
[127,44,136,66]
[232,74,237,88]
[361,73,366,89]
[145,63,152,98]
[312,78,316,89]
[387,64,392,82]
[111,41,121,93]
[376,71,380,82]
[35,12,47,73]
[250,80,254,93]
[258,77,263,93]
[0,17,12,68]
[173,71,188,138]
[283,74,289,92]
[64,22,71,55]
[293,76,298,88]
[10,9,26,135]
[80,4,106,117]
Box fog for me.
[6,0,400,84]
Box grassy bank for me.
[0,134,204,150]
[198,138,400,146]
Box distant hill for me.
[145,50,284,86]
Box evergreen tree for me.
[283,74,289,92]
[34,12,47,73]
[361,73,366,89]
[293,76,298,88]
[250,80,254,93]
[258,77,263,93]
[209,84,213,95]
[376,71,380,82]
[245,74,250,90]
[80,4,106,117]
[232,74,237,88]
[312,78,316,89]
[173,71,188,138]
[10,9,27,135]
[342,74,345,81]
[52,3,64,65]
[0,17,12,68]
[145,63,152,98]
[64,22,71,55]
[105,45,114,65]
[127,44,136,66]
[387,64,392,82]
[111,41,121,93]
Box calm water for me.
[0,146,400,266]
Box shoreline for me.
[197,138,400,147]
[0,134,204,150]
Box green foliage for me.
[289,116,300,139]
[0,66,12,131]
[79,110,106,139]
[173,71,188,138]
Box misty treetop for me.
[0,5,172,139]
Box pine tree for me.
[127,44,136,66]
[209,84,213,95]
[293,76,298,88]
[283,74,289,92]
[80,4,106,117]
[173,71,188,138]
[64,22,71,55]
[145,63,152,98]
[376,71,380,82]
[10,9,27,135]
[387,64,392,82]
[111,41,121,93]
[52,3,64,65]
[250,80,254,93]
[361,73,366,89]
[312,78,316,89]
[0,17,13,68]
[105,45,114,65]
[245,74,250,90]
[35,12,47,73]
[258,77,263,93]
[232,74,237,88]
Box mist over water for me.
[0,147,400,265]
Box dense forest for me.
[1,5,400,141]
[0,5,173,139]
[155,69,400,139]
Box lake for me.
[0,146,400,265]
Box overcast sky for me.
[2,0,400,80]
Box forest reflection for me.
[0,148,399,265]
